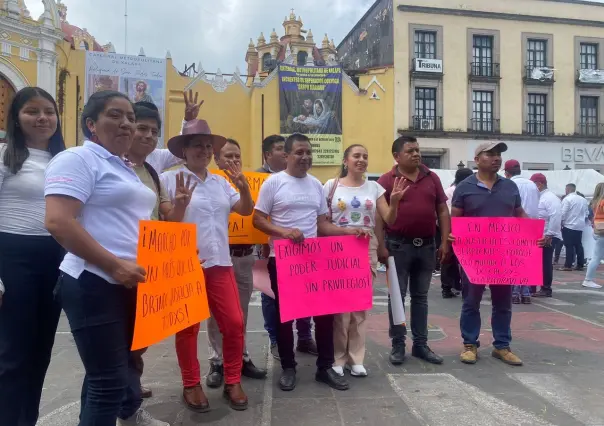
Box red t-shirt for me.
[377,165,447,238]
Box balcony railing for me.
[524,65,555,83]
[525,121,554,136]
[470,62,501,78]
[577,122,604,137]
[470,118,500,133]
[411,116,443,131]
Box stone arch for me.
[0,59,30,91]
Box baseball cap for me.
[530,173,547,185]
[474,142,508,157]
[504,159,520,171]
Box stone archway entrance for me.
[0,76,15,140]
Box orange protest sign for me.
[131,220,210,350]
[211,170,270,245]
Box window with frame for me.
[527,94,547,135]
[414,87,436,129]
[580,43,598,70]
[580,96,599,135]
[472,35,493,77]
[527,39,547,68]
[414,31,436,59]
[472,90,494,131]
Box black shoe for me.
[242,359,267,379]
[532,289,552,298]
[270,343,280,360]
[296,339,318,356]
[205,363,224,389]
[279,368,296,391]
[412,345,444,365]
[442,289,459,299]
[389,345,405,365]
[315,368,349,391]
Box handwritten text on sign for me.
[274,236,372,322]
[211,170,269,245]
[452,217,545,286]
[132,221,210,350]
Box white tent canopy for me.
[431,169,604,198]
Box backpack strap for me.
[327,177,340,219]
[143,162,161,195]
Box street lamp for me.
[457,161,465,169]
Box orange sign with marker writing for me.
[131,221,210,350]
[211,170,270,245]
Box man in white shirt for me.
[504,160,540,303]
[560,183,589,271]
[253,133,366,392]
[530,174,562,298]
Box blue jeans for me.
[586,235,604,281]
[60,271,141,426]
[261,292,312,344]
[512,285,530,297]
[460,272,512,349]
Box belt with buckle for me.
[230,247,254,257]
[389,236,434,247]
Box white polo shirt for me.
[45,141,157,283]
[160,166,240,268]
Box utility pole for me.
[124,0,128,54]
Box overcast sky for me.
[26,0,374,76]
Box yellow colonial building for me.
[2,0,604,181]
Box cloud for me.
[26,0,374,76]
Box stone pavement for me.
[37,260,604,426]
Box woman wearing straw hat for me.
[161,119,254,412]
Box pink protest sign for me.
[274,236,372,322]
[452,217,545,285]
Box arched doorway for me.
[0,76,15,141]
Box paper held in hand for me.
[387,256,406,326]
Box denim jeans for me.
[460,272,512,349]
[60,271,141,425]
[0,233,63,426]
[267,259,334,370]
[262,262,312,345]
[586,235,604,281]
[386,237,435,348]
[512,285,530,297]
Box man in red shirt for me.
[377,136,450,365]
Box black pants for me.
[553,238,563,263]
[60,271,141,425]
[562,227,584,269]
[434,226,441,272]
[386,237,435,348]
[267,258,334,371]
[441,253,462,292]
[0,232,63,426]
[540,238,557,295]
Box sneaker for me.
[270,343,280,360]
[332,365,344,376]
[460,344,477,364]
[117,408,170,426]
[432,271,441,277]
[442,289,459,299]
[347,364,368,377]
[377,263,387,273]
[521,296,532,305]
[492,348,523,366]
[532,289,552,298]
[205,363,223,389]
[582,280,603,289]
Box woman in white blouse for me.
[44,91,168,426]
[323,144,407,377]
[0,87,65,426]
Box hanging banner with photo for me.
[84,51,167,146]
[279,65,343,166]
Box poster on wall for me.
[279,65,343,166]
[84,52,167,146]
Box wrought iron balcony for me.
[525,121,554,136]
[577,122,604,137]
[469,118,500,133]
[469,62,501,80]
[411,116,443,131]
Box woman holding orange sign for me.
[160,118,254,412]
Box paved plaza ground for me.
[37,260,604,426]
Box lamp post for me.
[457,161,465,169]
